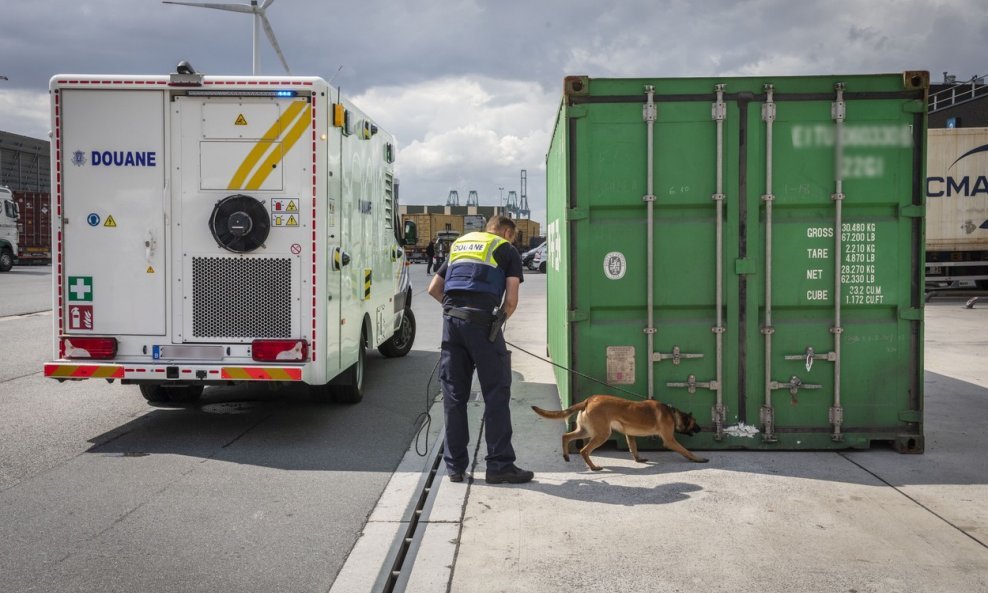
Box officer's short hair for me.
[486,215,516,234]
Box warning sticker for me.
[271,199,300,226]
[606,345,636,385]
[104,215,117,228]
[235,114,248,126]
[68,304,94,330]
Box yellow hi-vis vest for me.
[445,232,509,297]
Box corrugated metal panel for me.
[547,73,927,451]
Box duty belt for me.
[444,307,493,325]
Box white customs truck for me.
[44,64,417,404]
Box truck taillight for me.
[60,337,118,360]
[251,339,307,362]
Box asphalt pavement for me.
[333,272,988,593]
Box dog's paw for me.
[562,454,570,462]
[634,457,648,463]
[693,457,709,463]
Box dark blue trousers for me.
[439,315,516,474]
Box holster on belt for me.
[446,307,506,342]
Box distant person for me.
[427,216,533,484]
[426,238,436,274]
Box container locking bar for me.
[783,346,837,373]
[652,345,704,365]
[761,84,778,443]
[643,85,658,399]
[769,376,823,402]
[830,82,846,442]
[711,83,727,439]
[666,374,719,395]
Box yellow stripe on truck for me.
[245,104,312,190]
[227,100,308,190]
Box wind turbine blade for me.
[162,1,255,14]
[260,0,274,9]
[260,14,291,74]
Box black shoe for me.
[448,471,465,483]
[485,465,534,484]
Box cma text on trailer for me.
[45,66,418,404]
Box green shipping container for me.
[546,73,927,451]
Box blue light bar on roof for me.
[185,89,300,98]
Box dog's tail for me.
[531,399,588,420]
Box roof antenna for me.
[328,65,344,86]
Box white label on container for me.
[603,251,626,280]
[606,346,636,385]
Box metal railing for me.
[929,74,988,114]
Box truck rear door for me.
[60,90,166,335]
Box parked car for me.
[526,242,547,273]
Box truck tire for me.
[331,330,366,404]
[140,384,204,405]
[0,248,13,272]
[539,261,547,273]
[378,308,416,358]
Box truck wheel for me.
[140,384,204,405]
[378,308,416,358]
[332,331,366,404]
[539,261,547,273]
[0,248,13,272]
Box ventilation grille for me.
[192,256,292,339]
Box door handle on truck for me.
[145,230,156,261]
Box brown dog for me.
[532,394,708,471]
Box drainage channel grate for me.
[380,441,445,593]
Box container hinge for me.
[898,307,923,321]
[902,99,926,114]
[653,345,704,365]
[567,309,589,323]
[831,192,845,202]
[666,374,718,394]
[735,258,755,275]
[898,410,921,423]
[770,376,823,404]
[642,194,656,203]
[565,207,588,221]
[761,193,775,203]
[783,346,836,373]
[831,83,846,122]
[643,327,657,335]
[899,204,924,218]
[567,105,589,119]
[761,326,775,335]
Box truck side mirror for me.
[402,220,417,246]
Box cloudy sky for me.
[2,0,986,224]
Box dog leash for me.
[412,336,650,457]
[504,340,649,401]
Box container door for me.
[753,82,925,449]
[60,90,166,335]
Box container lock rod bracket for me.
[770,375,823,404]
[653,345,704,365]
